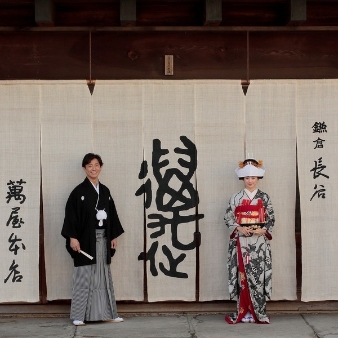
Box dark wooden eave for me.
[0,0,337,80]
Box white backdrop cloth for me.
[0,80,301,303]
[196,81,245,301]
[41,82,93,300]
[42,81,144,301]
[143,82,197,301]
[297,80,338,301]
[245,80,297,300]
[0,82,40,302]
[197,80,297,301]
[92,82,144,301]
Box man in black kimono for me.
[61,153,124,326]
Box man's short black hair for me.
[82,153,103,167]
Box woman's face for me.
[83,158,102,182]
[244,176,259,192]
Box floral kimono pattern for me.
[224,189,275,324]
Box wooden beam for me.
[120,0,136,27]
[2,26,338,33]
[35,0,55,27]
[204,0,222,26]
[289,0,307,23]
[1,31,338,80]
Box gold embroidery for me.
[238,159,263,168]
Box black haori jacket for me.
[61,177,124,267]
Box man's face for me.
[83,158,102,181]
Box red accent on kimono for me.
[225,238,269,324]
[235,198,265,225]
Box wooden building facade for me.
[1,1,338,310]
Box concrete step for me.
[1,300,338,318]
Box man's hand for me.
[111,238,117,249]
[70,238,80,252]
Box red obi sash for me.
[235,199,265,225]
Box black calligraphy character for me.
[150,136,204,251]
[6,207,24,228]
[312,122,327,133]
[147,213,167,238]
[313,137,325,149]
[310,184,326,201]
[159,245,188,279]
[6,179,27,204]
[135,160,152,209]
[137,136,204,278]
[152,136,198,212]
[138,241,159,276]
[4,260,23,283]
[310,157,329,179]
[8,233,26,255]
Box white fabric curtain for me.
[245,80,297,300]
[0,80,302,303]
[42,81,144,301]
[196,81,245,301]
[92,81,144,301]
[0,82,40,302]
[296,80,338,301]
[143,82,197,301]
[197,80,297,301]
[41,81,93,300]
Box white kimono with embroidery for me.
[224,189,275,323]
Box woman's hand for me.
[252,228,267,236]
[111,238,117,249]
[70,238,80,252]
[236,226,252,237]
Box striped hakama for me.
[70,229,119,322]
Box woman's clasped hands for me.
[237,226,266,237]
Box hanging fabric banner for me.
[245,80,297,300]
[41,81,93,300]
[92,81,144,301]
[297,80,338,301]
[0,82,40,302]
[43,81,145,301]
[142,81,198,301]
[0,79,302,303]
[41,80,298,302]
[196,81,245,301]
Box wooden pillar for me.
[204,0,222,26]
[120,0,136,27]
[289,0,307,23]
[35,0,54,27]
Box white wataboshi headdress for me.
[235,159,265,179]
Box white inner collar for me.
[244,188,257,200]
[91,181,100,194]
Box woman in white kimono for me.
[224,159,275,324]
